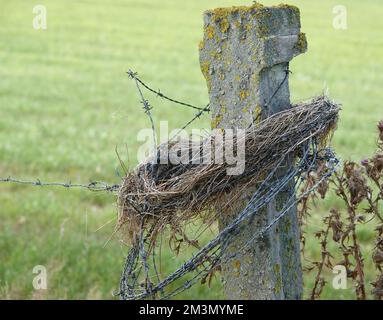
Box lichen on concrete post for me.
[199,3,307,299]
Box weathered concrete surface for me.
[199,3,307,299]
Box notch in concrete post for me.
[199,3,307,299]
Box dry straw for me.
[117,95,340,248]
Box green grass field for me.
[1,0,382,299]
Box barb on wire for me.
[127,69,211,143]
[169,104,210,141]
[127,70,209,112]
[129,70,157,148]
[0,176,120,192]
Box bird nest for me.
[117,95,340,248]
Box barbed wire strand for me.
[118,139,339,299]
[0,177,119,192]
[127,70,208,112]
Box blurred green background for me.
[0,0,382,299]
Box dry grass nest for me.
[117,95,340,246]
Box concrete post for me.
[199,3,307,299]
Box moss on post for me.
[199,3,307,300]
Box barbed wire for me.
[1,71,211,192]
[264,66,291,111]
[169,104,210,141]
[127,69,211,142]
[129,70,157,148]
[127,70,209,112]
[0,176,120,192]
[118,141,339,300]
[128,66,290,142]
